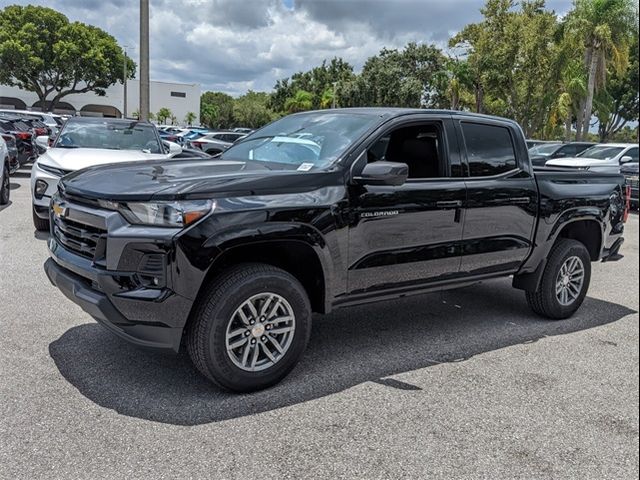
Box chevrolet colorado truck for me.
[44,109,630,392]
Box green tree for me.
[156,107,172,124]
[272,58,354,111]
[200,91,234,128]
[233,91,276,128]
[320,87,335,109]
[284,90,314,113]
[0,5,135,111]
[342,43,447,109]
[595,31,639,141]
[184,111,197,125]
[450,0,559,137]
[567,0,636,139]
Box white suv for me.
[31,117,178,230]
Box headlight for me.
[34,179,48,199]
[101,199,215,227]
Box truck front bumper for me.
[45,236,191,353]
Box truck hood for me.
[38,147,169,172]
[60,158,328,201]
[545,157,615,168]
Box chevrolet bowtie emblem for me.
[52,203,67,218]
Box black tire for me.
[187,263,312,392]
[526,238,591,320]
[32,206,50,231]
[0,163,9,205]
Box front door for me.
[347,116,467,295]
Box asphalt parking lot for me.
[1,166,638,479]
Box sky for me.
[1,0,574,96]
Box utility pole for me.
[332,81,337,109]
[122,45,128,118]
[139,0,150,121]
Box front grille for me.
[53,215,107,264]
[625,176,639,189]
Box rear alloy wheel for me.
[187,263,312,392]
[526,238,591,320]
[0,164,9,205]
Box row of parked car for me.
[0,109,64,172]
[0,113,256,208]
[526,139,639,207]
[156,125,253,155]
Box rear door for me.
[455,118,538,275]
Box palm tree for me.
[320,88,334,109]
[184,111,196,125]
[284,90,314,113]
[568,0,635,139]
[156,107,172,124]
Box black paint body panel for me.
[48,109,627,351]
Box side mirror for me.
[620,155,633,164]
[35,135,50,150]
[163,140,182,157]
[353,161,408,186]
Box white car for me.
[30,117,180,230]
[0,135,9,205]
[546,143,639,173]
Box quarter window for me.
[462,122,517,177]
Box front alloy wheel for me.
[225,293,296,371]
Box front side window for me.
[54,120,162,153]
[221,112,379,170]
[366,123,452,179]
[462,122,517,177]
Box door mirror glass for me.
[354,161,408,186]
[620,155,633,164]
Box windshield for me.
[220,112,380,169]
[54,120,162,153]
[576,145,624,160]
[530,143,561,156]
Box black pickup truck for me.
[44,109,630,392]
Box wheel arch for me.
[186,223,334,324]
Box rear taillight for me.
[623,185,631,223]
[192,141,203,149]
[15,132,31,140]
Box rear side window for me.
[461,122,517,177]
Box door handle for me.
[436,200,463,208]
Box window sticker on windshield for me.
[297,162,314,171]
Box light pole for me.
[140,0,150,121]
[122,45,129,118]
[332,81,337,109]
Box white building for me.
[0,79,200,124]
